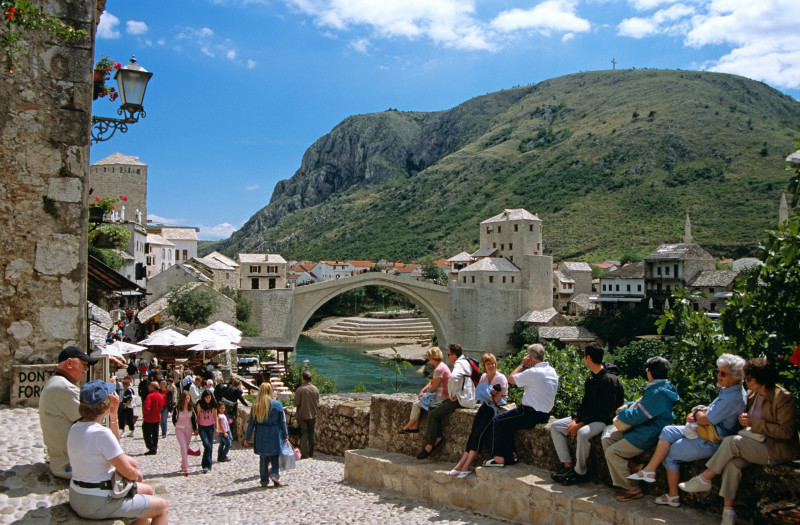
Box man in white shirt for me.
[484,343,559,467]
[189,376,203,405]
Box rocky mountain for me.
[212,69,800,262]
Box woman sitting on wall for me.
[627,353,747,507]
[447,353,507,478]
[679,358,799,525]
[399,347,450,434]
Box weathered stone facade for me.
[88,152,148,224]
[0,0,96,403]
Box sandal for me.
[482,459,504,467]
[654,494,680,507]
[627,470,656,483]
[616,489,643,502]
[458,470,473,479]
[446,469,462,476]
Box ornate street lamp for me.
[91,56,153,144]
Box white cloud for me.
[491,0,591,34]
[562,32,575,42]
[349,38,371,54]
[286,0,496,50]
[226,49,237,60]
[97,12,121,39]
[247,59,257,69]
[126,20,148,35]
[147,213,185,226]
[197,223,238,241]
[617,0,800,89]
[245,184,260,191]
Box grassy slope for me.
[215,70,800,263]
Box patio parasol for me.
[107,340,148,355]
[205,321,242,343]
[140,328,191,347]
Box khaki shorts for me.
[69,487,151,520]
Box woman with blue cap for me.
[67,380,169,523]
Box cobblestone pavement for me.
[0,405,512,525]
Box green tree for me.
[422,262,448,283]
[220,286,259,336]
[166,284,219,328]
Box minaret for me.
[683,213,692,243]
[779,193,789,225]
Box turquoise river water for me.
[293,335,427,394]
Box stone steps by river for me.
[320,317,433,340]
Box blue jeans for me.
[658,424,720,470]
[198,425,215,470]
[160,407,169,436]
[259,454,279,484]
[217,433,232,461]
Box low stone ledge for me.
[344,448,716,525]
[367,394,800,514]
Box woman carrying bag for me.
[244,383,289,487]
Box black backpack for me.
[464,357,481,387]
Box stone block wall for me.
[0,0,96,404]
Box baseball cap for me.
[57,346,98,365]
[80,380,116,406]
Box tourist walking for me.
[196,390,218,473]
[484,343,558,467]
[550,345,624,485]
[119,378,136,437]
[293,371,320,458]
[216,403,233,462]
[399,347,449,434]
[67,380,169,524]
[142,382,165,455]
[172,391,198,475]
[448,353,507,478]
[245,383,289,487]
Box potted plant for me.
[88,195,128,222]
[93,55,121,101]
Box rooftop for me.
[91,152,147,166]
[146,234,174,247]
[517,308,559,324]
[238,253,287,264]
[447,252,474,263]
[561,261,592,272]
[689,270,739,287]
[601,261,645,279]
[644,243,713,261]
[161,227,199,242]
[481,208,540,224]
[461,257,520,273]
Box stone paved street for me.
[0,405,513,525]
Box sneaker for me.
[561,469,587,486]
[202,468,209,473]
[679,476,712,493]
[720,511,736,525]
[551,467,572,483]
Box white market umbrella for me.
[90,346,127,366]
[107,340,147,355]
[187,333,238,363]
[140,328,191,347]
[185,328,221,346]
[206,321,242,343]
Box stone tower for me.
[779,193,789,226]
[89,153,148,224]
[684,213,693,243]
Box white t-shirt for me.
[67,421,124,491]
[512,362,559,413]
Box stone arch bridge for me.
[243,272,451,349]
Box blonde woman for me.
[244,383,289,487]
[399,347,450,434]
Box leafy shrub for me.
[608,339,666,379]
[507,321,539,348]
[281,362,337,396]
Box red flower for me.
[95,196,101,201]
[115,62,121,70]
[5,9,14,20]
[120,196,128,201]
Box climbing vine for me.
[2,0,87,74]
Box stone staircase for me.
[320,316,433,340]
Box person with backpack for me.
[416,343,476,460]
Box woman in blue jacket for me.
[602,356,679,502]
[244,382,289,487]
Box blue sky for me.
[90,0,800,240]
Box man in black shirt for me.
[550,345,624,485]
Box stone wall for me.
[361,395,800,515]
[0,0,96,404]
[233,394,371,455]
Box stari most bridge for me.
[243,272,452,349]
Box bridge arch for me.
[290,273,451,349]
